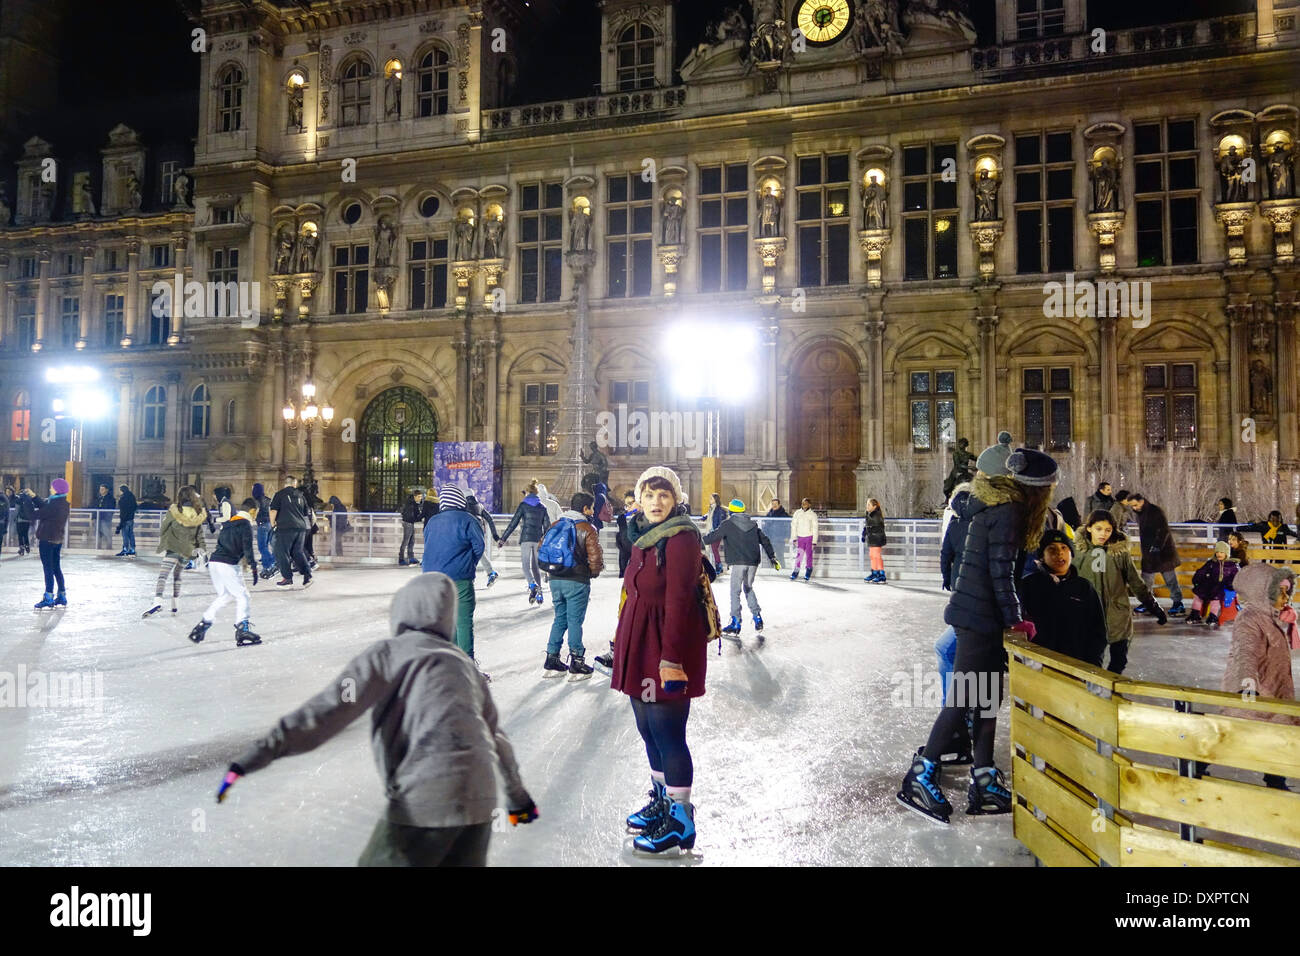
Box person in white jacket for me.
[791,497,819,581]
[535,481,563,523]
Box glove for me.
[942,580,952,592]
[508,798,539,826]
[773,560,782,571]
[660,661,688,694]
[217,762,244,804]
[1010,620,1038,642]
[1153,606,1168,625]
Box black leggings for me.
[630,697,693,787]
[924,627,1004,770]
[39,540,65,594]
[17,522,30,550]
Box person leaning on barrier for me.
[1126,493,1185,617]
[1017,529,1108,668]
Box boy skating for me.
[539,492,604,681]
[188,497,263,645]
[702,498,780,635]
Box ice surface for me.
[0,554,1247,866]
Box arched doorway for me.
[357,386,439,511]
[789,342,861,510]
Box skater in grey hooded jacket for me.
[219,572,537,866]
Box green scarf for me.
[631,513,699,550]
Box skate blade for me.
[965,804,1012,816]
[236,638,263,647]
[895,792,952,825]
[567,672,594,682]
[541,670,567,679]
[142,607,162,618]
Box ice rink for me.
[0,552,1238,866]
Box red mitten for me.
[1010,620,1037,642]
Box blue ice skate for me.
[633,800,696,853]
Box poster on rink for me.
[433,442,503,513]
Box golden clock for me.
[793,0,854,46]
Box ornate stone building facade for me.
[1,0,1298,513]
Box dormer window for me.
[617,23,656,91]
[217,64,246,132]
[340,56,374,127]
[1017,0,1065,40]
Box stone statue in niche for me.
[862,174,888,230]
[73,174,96,217]
[661,196,683,245]
[454,215,477,260]
[297,230,319,272]
[481,215,504,259]
[856,0,904,56]
[374,216,397,267]
[384,72,401,119]
[1091,156,1118,213]
[569,206,592,252]
[1249,357,1273,417]
[757,185,782,237]
[123,168,143,211]
[707,6,749,46]
[172,172,191,207]
[288,85,305,131]
[974,168,999,221]
[470,378,485,428]
[1219,145,1247,203]
[1267,142,1294,200]
[275,226,296,273]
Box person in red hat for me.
[27,478,72,608]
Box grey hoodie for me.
[234,572,530,827]
[702,512,776,567]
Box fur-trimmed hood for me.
[970,472,1024,508]
[168,504,206,527]
[1234,562,1295,615]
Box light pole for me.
[283,381,334,492]
[46,365,109,507]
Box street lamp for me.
[283,381,334,488]
[45,365,109,507]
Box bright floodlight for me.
[46,365,100,385]
[65,388,110,421]
[668,321,759,403]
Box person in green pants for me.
[420,484,488,677]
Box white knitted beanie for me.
[634,465,683,503]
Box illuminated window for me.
[796,153,851,287]
[902,143,959,281]
[521,382,560,456]
[10,390,31,442]
[909,370,957,450]
[1144,363,1198,450]
[217,65,245,132]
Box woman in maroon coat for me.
[611,465,709,854]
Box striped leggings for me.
[155,551,186,598]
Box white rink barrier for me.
[4,511,1237,584]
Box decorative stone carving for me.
[974,167,999,221]
[859,229,892,289]
[481,260,505,306]
[1259,200,1299,265]
[481,213,504,260]
[1250,357,1274,416]
[452,264,476,310]
[73,172,96,218]
[854,0,904,56]
[297,226,319,273]
[1218,143,1251,204]
[1214,202,1255,268]
[172,172,191,208]
[657,245,683,297]
[862,173,888,230]
[1090,155,1119,213]
[661,195,684,245]
[319,46,333,121]
[384,71,401,119]
[569,205,592,253]
[757,183,783,238]
[123,168,142,212]
[1266,141,1295,200]
[289,83,305,131]
[754,236,786,295]
[374,216,397,267]
[454,212,477,260]
[969,221,1003,282]
[706,6,750,47]
[274,225,296,274]
[1087,213,1125,273]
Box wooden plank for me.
[1011,707,1120,805]
[1114,680,1300,718]
[1005,635,1118,689]
[1013,803,1096,867]
[1117,764,1300,851]
[1118,820,1300,867]
[1013,755,1121,865]
[1118,700,1300,776]
[1009,659,1119,743]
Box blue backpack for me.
[537,518,581,576]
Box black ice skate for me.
[234,620,262,646]
[966,766,1013,815]
[542,652,569,678]
[142,604,163,619]
[188,620,212,643]
[897,751,952,824]
[594,642,615,669]
[567,654,594,682]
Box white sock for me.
[650,771,666,788]
[665,785,691,804]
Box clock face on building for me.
[794,0,854,46]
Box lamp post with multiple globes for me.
[282,382,334,492]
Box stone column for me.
[1227,298,1250,461]
[169,233,188,345]
[79,244,94,348]
[1257,0,1277,47]
[557,249,597,495]
[976,313,999,448]
[34,247,51,350]
[271,345,288,475]
[163,370,182,493]
[123,237,141,346]
[1277,290,1298,462]
[115,369,135,480]
[763,316,779,462]
[1098,314,1119,458]
[865,306,886,462]
[452,330,470,441]
[484,328,500,445]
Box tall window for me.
[151,243,173,269]
[15,300,35,351]
[209,246,239,319]
[63,252,82,275]
[796,153,851,287]
[103,249,120,271]
[60,296,80,348]
[1022,367,1072,450]
[1144,362,1198,450]
[1014,131,1074,274]
[104,294,125,347]
[148,290,171,345]
[616,23,656,91]
[160,161,180,204]
[142,386,166,440]
[722,406,745,455]
[903,143,959,280]
[909,370,957,450]
[19,256,38,278]
[1017,0,1065,39]
[416,46,451,117]
[519,181,564,303]
[521,382,560,456]
[190,385,211,438]
[10,390,31,442]
[218,65,245,132]
[606,174,653,298]
[610,380,650,456]
[340,57,373,127]
[699,163,749,292]
[333,243,370,313]
[224,399,237,435]
[1134,119,1199,267]
[408,237,449,309]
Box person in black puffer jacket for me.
[398,489,426,566]
[15,487,37,555]
[898,447,1059,825]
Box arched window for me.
[190,385,211,438]
[339,56,373,126]
[416,46,451,117]
[224,399,237,435]
[143,386,166,440]
[616,23,656,91]
[10,390,31,442]
[217,65,245,132]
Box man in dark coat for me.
[1126,493,1184,614]
[116,484,138,556]
[94,483,116,550]
[1017,530,1108,667]
[1084,482,1114,520]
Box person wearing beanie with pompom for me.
[703,496,780,634]
[420,483,487,676]
[898,446,1060,824]
[28,478,72,609]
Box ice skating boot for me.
[804,567,812,581]
[790,570,798,580]
[487,571,498,588]
[966,766,1013,815]
[633,799,696,854]
[1168,602,1186,616]
[877,571,887,584]
[116,549,128,557]
[626,779,667,831]
[594,642,615,669]
[142,603,163,618]
[542,652,569,678]
[1185,609,1202,624]
[1264,774,1291,791]
[896,751,952,824]
[1206,612,1220,629]
[54,591,67,607]
[188,619,212,643]
[536,586,545,606]
[34,592,54,610]
[234,620,262,646]
[398,558,409,566]
[567,654,594,682]
[721,616,741,635]
[528,584,538,606]
[753,614,764,633]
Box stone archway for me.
[789,342,861,510]
[357,386,439,512]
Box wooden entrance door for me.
[789,343,861,509]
